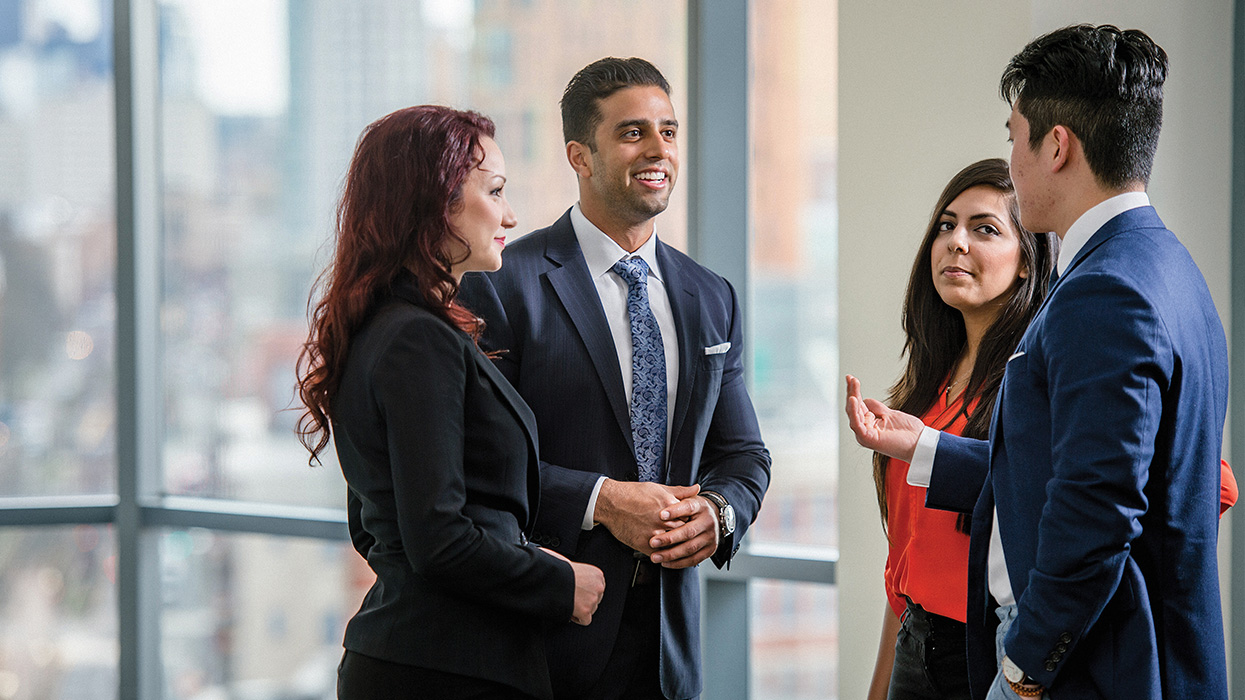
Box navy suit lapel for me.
[541,216,635,454]
[658,241,698,463]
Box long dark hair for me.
[873,158,1057,532]
[295,105,497,463]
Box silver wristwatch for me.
[700,490,736,541]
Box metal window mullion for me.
[702,548,837,585]
[689,2,751,698]
[115,0,163,697]
[144,497,351,541]
[687,0,750,301]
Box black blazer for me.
[331,271,575,699]
[460,211,771,700]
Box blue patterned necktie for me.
[612,257,667,482]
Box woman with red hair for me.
[296,105,604,700]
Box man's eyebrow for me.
[613,118,680,130]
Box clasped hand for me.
[595,480,720,569]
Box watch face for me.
[1001,655,1024,683]
[721,504,736,534]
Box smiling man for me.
[459,57,770,700]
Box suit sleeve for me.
[696,280,772,567]
[459,271,600,556]
[1006,271,1168,687]
[924,433,990,514]
[374,316,574,622]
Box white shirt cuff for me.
[906,427,941,488]
[582,476,608,530]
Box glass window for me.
[158,0,688,507]
[747,3,840,694]
[161,530,359,699]
[746,0,839,549]
[0,526,117,698]
[0,0,115,497]
[752,579,836,699]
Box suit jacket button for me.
[1059,632,1072,643]
[1045,662,1057,672]
[1056,643,1067,653]
[550,536,561,547]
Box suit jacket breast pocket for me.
[1004,347,1028,381]
[699,351,727,372]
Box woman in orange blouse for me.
[866,159,1056,700]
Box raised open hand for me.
[845,374,925,463]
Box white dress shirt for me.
[907,191,1151,606]
[571,203,681,529]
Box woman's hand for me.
[845,375,925,462]
[541,548,605,625]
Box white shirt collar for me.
[1057,191,1150,276]
[570,203,664,282]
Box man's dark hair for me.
[561,57,671,148]
[1001,24,1168,189]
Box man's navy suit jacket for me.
[927,206,1229,699]
[459,210,771,700]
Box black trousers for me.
[887,600,971,700]
[338,650,538,700]
[577,568,668,700]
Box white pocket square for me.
[704,342,731,355]
[1008,351,1026,362]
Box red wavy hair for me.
[295,105,496,463]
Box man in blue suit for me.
[846,25,1229,699]
[460,58,770,700]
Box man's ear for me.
[1049,125,1072,173]
[567,141,593,178]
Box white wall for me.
[836,2,1235,698]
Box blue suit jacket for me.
[926,206,1229,699]
[459,210,771,700]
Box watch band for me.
[699,490,731,539]
[1006,679,1044,697]
[700,490,727,511]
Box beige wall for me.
[836,1,1235,697]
